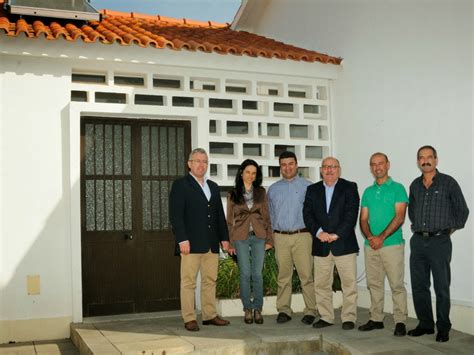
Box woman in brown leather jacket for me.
[227,159,273,324]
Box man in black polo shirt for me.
[408,145,469,342]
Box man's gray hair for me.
[188,148,208,161]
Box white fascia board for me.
[0,35,340,80]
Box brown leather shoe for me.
[184,320,200,331]
[254,309,264,324]
[244,309,253,324]
[202,316,230,326]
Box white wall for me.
[235,0,473,332]
[0,35,339,342]
[0,55,74,341]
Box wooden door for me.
[81,117,190,316]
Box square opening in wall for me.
[210,142,234,155]
[290,125,309,138]
[209,120,217,133]
[210,164,218,176]
[95,92,126,104]
[72,73,106,84]
[190,77,218,92]
[114,75,145,86]
[274,145,295,157]
[243,100,258,110]
[228,164,240,177]
[267,123,280,137]
[243,144,262,156]
[135,94,164,106]
[172,96,194,107]
[209,98,233,109]
[298,167,310,178]
[306,146,323,159]
[318,126,329,140]
[288,90,306,98]
[304,104,319,114]
[257,82,282,96]
[274,102,294,113]
[225,79,250,94]
[71,90,87,102]
[316,86,328,100]
[227,121,248,135]
[288,84,311,98]
[153,77,181,89]
[269,166,280,177]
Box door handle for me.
[124,234,133,241]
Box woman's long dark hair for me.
[229,159,263,204]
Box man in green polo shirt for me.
[358,152,409,337]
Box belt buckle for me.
[421,232,430,237]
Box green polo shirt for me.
[361,177,408,247]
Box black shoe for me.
[342,321,355,330]
[358,320,384,331]
[312,319,333,329]
[276,312,292,324]
[301,315,316,325]
[436,332,449,342]
[254,309,264,325]
[244,308,253,324]
[407,326,435,337]
[394,323,406,337]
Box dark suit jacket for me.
[303,178,360,257]
[169,174,229,254]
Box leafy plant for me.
[216,248,341,299]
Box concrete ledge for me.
[217,292,343,317]
[71,315,351,355]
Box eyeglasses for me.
[189,159,208,164]
[321,165,340,170]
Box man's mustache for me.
[422,163,431,167]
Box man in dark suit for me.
[303,157,360,330]
[169,148,230,332]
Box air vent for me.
[7,0,100,21]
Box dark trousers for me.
[410,232,452,333]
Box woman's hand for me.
[265,243,273,251]
[227,247,236,255]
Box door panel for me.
[81,118,190,317]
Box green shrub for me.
[217,249,302,299]
[217,248,342,299]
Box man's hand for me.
[317,232,331,242]
[327,233,339,243]
[227,246,236,255]
[221,241,230,252]
[368,236,384,250]
[265,243,273,250]
[179,241,191,255]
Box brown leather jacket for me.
[226,186,273,245]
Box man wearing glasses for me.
[170,148,230,331]
[303,157,360,330]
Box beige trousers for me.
[274,232,317,317]
[314,252,357,323]
[180,251,218,323]
[364,244,408,323]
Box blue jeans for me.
[233,233,265,311]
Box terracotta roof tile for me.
[0,8,341,65]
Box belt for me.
[415,229,451,237]
[274,228,309,235]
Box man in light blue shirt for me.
[268,151,317,325]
